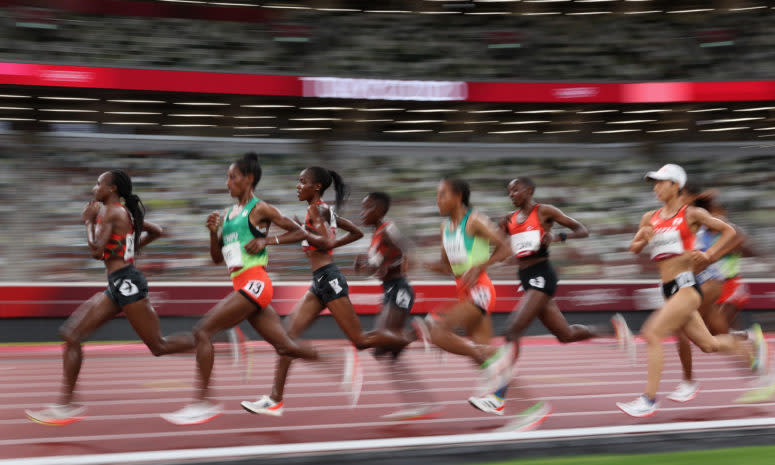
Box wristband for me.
[274,236,280,245]
[559,232,567,242]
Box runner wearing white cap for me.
[617,164,740,417]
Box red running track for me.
[1,336,774,464]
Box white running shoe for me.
[161,401,222,425]
[667,380,700,403]
[616,395,657,417]
[411,316,432,352]
[241,395,284,416]
[495,401,552,432]
[25,404,87,426]
[751,323,769,376]
[481,343,515,394]
[611,313,636,364]
[381,405,442,421]
[342,346,363,407]
[468,394,506,416]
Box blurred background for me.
[0,0,773,286]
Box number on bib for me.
[328,278,343,295]
[244,280,265,297]
[470,286,491,310]
[124,233,136,262]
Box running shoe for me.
[468,394,505,416]
[667,380,700,403]
[411,316,432,353]
[611,313,636,364]
[228,326,248,370]
[381,405,442,421]
[241,395,284,416]
[616,395,657,418]
[25,404,87,426]
[160,401,222,425]
[481,343,515,394]
[750,323,769,376]
[342,345,363,407]
[495,401,552,432]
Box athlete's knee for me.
[695,338,720,353]
[640,325,662,345]
[192,325,213,346]
[59,326,82,346]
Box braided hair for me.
[109,169,145,246]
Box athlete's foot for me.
[495,400,552,432]
[342,346,363,407]
[160,400,222,425]
[611,313,636,365]
[480,343,515,394]
[381,404,443,421]
[750,323,769,376]
[411,316,432,353]
[616,395,657,417]
[666,380,700,403]
[241,395,284,416]
[25,404,87,426]
[468,394,505,416]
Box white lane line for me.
[5,417,775,465]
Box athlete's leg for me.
[191,292,256,400]
[269,291,324,402]
[58,292,121,405]
[326,296,411,351]
[247,304,318,360]
[640,288,701,398]
[426,301,493,365]
[503,289,551,360]
[538,299,602,343]
[683,310,738,355]
[123,298,195,356]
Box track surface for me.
[1,336,774,464]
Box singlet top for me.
[695,225,724,280]
[221,197,268,278]
[505,204,548,258]
[442,209,490,277]
[97,204,135,263]
[301,200,336,256]
[367,220,403,270]
[648,204,694,261]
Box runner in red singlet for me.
[618,164,739,417]
[26,169,195,425]
[241,167,411,416]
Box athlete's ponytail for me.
[307,166,350,211]
[110,169,145,246]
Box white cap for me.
[644,163,687,188]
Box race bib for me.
[222,242,243,271]
[367,247,384,267]
[124,233,135,262]
[510,230,541,257]
[649,230,684,260]
[444,233,467,265]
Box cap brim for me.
[644,171,664,181]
